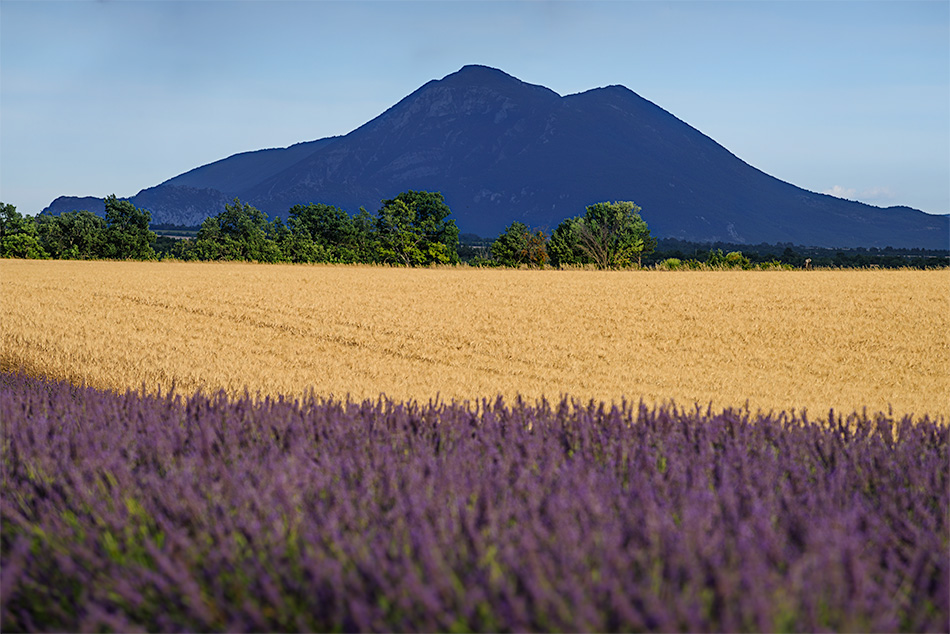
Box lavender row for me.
[1,372,947,632]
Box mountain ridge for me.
[42,65,949,249]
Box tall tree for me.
[549,201,655,269]
[103,195,157,260]
[546,217,587,267]
[0,203,47,259]
[287,203,360,262]
[375,199,428,266]
[195,198,282,262]
[351,207,379,263]
[491,221,548,267]
[36,210,107,259]
[574,201,655,268]
[375,191,459,266]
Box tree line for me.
[0,192,461,265]
[1,194,660,269]
[647,240,949,269]
[4,195,944,268]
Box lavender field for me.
[1,371,947,632]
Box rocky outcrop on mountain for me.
[128,185,232,227]
[42,65,948,248]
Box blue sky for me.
[1,0,947,218]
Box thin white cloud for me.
[823,185,896,206]
[861,186,896,201]
[823,185,857,199]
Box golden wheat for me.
[1,259,947,419]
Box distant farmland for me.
[1,260,946,420]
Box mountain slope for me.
[163,138,337,194]
[42,65,949,248]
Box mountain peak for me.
[454,64,510,76]
[41,67,949,249]
[444,64,518,82]
[435,64,561,97]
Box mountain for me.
[43,65,949,249]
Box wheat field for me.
[1,259,947,419]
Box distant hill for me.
[42,65,949,249]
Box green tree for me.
[548,201,654,269]
[168,237,199,261]
[546,217,587,267]
[36,210,107,259]
[574,201,655,268]
[271,214,324,263]
[351,207,380,263]
[287,203,361,263]
[491,221,548,267]
[724,251,751,269]
[375,191,459,266]
[278,232,327,263]
[102,195,157,260]
[195,198,283,262]
[375,198,427,266]
[0,202,25,241]
[0,203,47,259]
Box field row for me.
[3,372,946,631]
[1,260,947,419]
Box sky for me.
[1,0,948,218]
